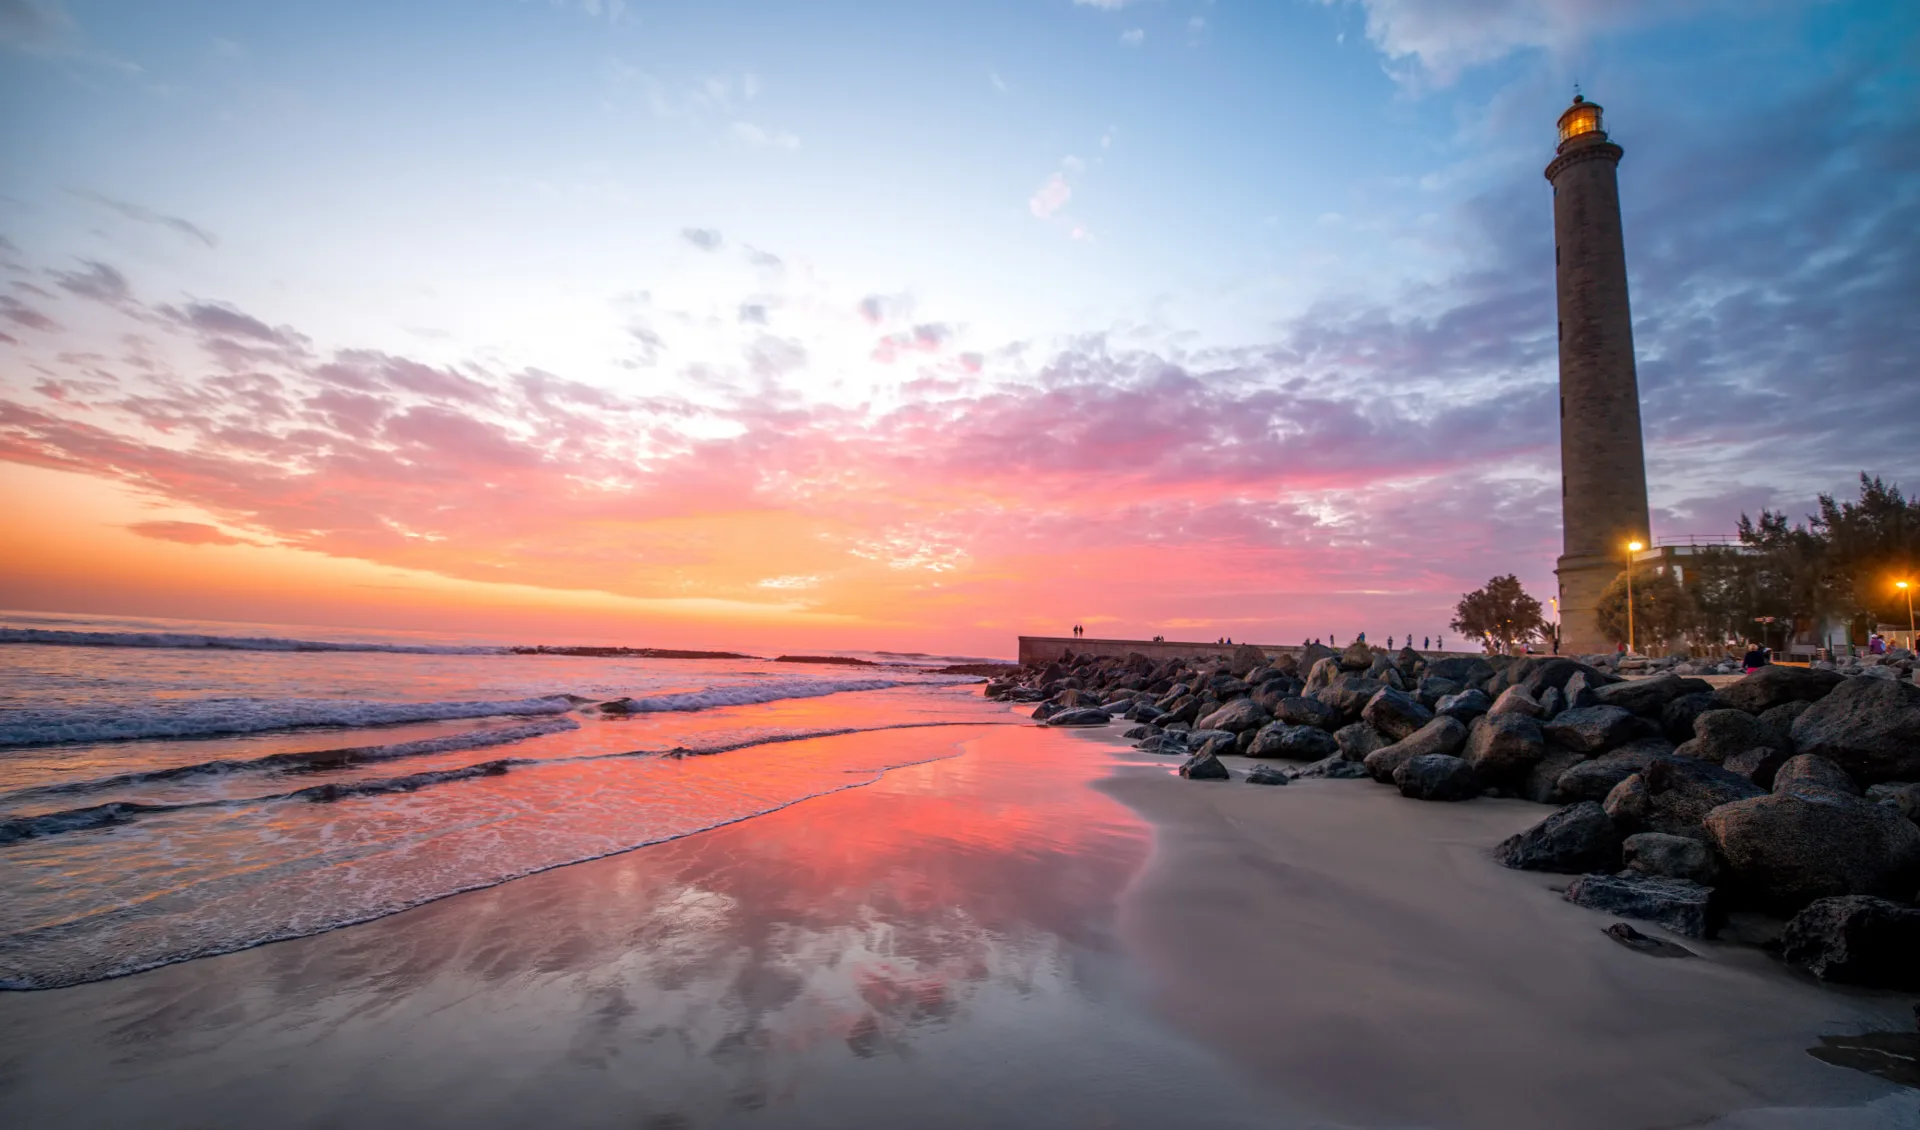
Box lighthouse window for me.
[1555,246,1560,265]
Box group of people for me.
[1071,626,1449,651]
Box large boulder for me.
[1246,723,1341,761]
[1426,656,1495,687]
[1228,642,1268,677]
[1622,832,1720,884]
[1561,670,1599,710]
[1338,640,1375,672]
[1661,691,1716,744]
[1544,705,1641,754]
[1521,749,1588,805]
[1043,707,1112,727]
[1487,685,1545,718]
[1520,658,1611,699]
[1867,781,1920,825]
[1178,747,1231,780]
[1771,754,1862,801]
[1703,792,1920,912]
[1758,699,1815,734]
[1721,746,1792,789]
[1435,688,1492,723]
[1788,676,1920,784]
[1245,763,1291,786]
[1288,754,1371,780]
[1274,695,1342,730]
[1780,896,1920,989]
[1713,665,1846,713]
[1310,676,1387,722]
[1494,801,1621,873]
[1194,698,1271,735]
[1604,757,1766,840]
[1361,687,1434,742]
[1593,674,1709,718]
[1552,738,1671,804]
[1564,873,1719,938]
[1460,712,1546,788]
[1333,722,1391,762]
[1363,716,1467,783]
[1304,656,1342,692]
[1674,708,1789,765]
[1394,754,1480,801]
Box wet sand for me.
[2,721,1916,1129]
[1088,729,1920,1129]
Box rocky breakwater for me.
[984,644,1920,991]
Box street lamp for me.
[1626,540,1644,654]
[1899,580,1915,647]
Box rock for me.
[1538,686,1566,719]
[1494,802,1622,873]
[1603,921,1697,958]
[1544,706,1641,754]
[1661,692,1715,743]
[1435,688,1492,722]
[1289,754,1371,780]
[1185,728,1235,750]
[1393,753,1480,801]
[1866,782,1920,824]
[1245,763,1290,785]
[1460,712,1546,788]
[1338,640,1374,672]
[1488,686,1545,718]
[1552,738,1671,804]
[1780,896,1920,989]
[1772,754,1862,800]
[1178,751,1230,780]
[1674,708,1789,765]
[1124,703,1166,724]
[1519,658,1611,699]
[1120,724,1160,740]
[1274,695,1342,730]
[1758,699,1815,734]
[1561,671,1599,710]
[1703,791,1920,912]
[1564,873,1718,938]
[1310,676,1387,723]
[1720,747,1792,789]
[1157,698,1200,726]
[1603,772,1650,826]
[1614,757,1768,839]
[1427,656,1495,686]
[1136,733,1184,754]
[1714,664,1847,713]
[1044,707,1112,727]
[1522,749,1588,805]
[1361,687,1434,742]
[1363,716,1468,783]
[1229,642,1268,677]
[1304,656,1342,692]
[1593,674,1707,718]
[1194,698,1271,735]
[1328,724,1386,763]
[1622,832,1720,884]
[1246,723,1341,761]
[1789,677,1920,784]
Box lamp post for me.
[1899,580,1915,648]
[1626,540,1644,653]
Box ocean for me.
[0,610,1009,991]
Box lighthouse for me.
[1547,94,1651,655]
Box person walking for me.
[1423,636,1430,650]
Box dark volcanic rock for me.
[1520,658,1610,699]
[1460,712,1546,788]
[1780,896,1920,988]
[1361,687,1434,742]
[1229,642,1268,677]
[1185,729,1235,750]
[1604,921,1697,958]
[1759,699,1815,734]
[1789,677,1920,785]
[1334,722,1391,762]
[1703,791,1920,912]
[1245,763,1291,786]
[1561,671,1599,710]
[1044,707,1112,727]
[1195,698,1271,734]
[1522,749,1588,805]
[1488,686,1546,718]
[1713,665,1846,713]
[1274,695,1342,730]
[1661,692,1716,744]
[1552,738,1670,804]
[1622,832,1720,884]
[1178,747,1231,780]
[1120,724,1159,740]
[1426,656,1495,687]
[1247,723,1341,761]
[1363,716,1467,783]
[1289,754,1371,780]
[1338,641,1374,672]
[1867,782,1920,825]
[1564,873,1718,939]
[1435,688,1492,722]
[1494,801,1621,873]
[1594,674,1708,718]
[1544,705,1641,754]
[1675,708,1789,765]
[1771,754,1862,800]
[1311,676,1387,723]
[1605,757,1766,840]
[1721,747,1792,789]
[1393,753,1479,801]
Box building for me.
[1547,94,1653,655]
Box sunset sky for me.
[2,0,1915,654]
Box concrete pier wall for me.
[1015,636,1481,668]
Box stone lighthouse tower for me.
[1547,94,1651,655]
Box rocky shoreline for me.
[988,640,1920,994]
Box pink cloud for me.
[1028,173,1071,219]
[125,520,256,547]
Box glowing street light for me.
[1899,580,1915,644]
[1626,540,1644,654]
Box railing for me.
[1653,534,1742,546]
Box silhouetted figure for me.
[1388,636,1394,649]
[1742,645,1769,672]
[1423,636,1430,650]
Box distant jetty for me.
[509,645,755,660]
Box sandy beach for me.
[2,718,1916,1129]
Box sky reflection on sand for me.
[0,725,1288,1130]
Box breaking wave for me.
[0,695,579,748]
[599,676,967,714]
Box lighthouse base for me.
[1556,552,1623,656]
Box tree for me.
[1595,567,1694,654]
[1451,575,1546,655]
[1810,474,1920,624]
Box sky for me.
[1,0,1915,655]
